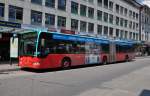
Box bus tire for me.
[102,56,107,65]
[61,58,71,69]
[125,55,129,62]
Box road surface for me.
[0,57,150,96]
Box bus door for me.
[85,43,100,64]
[109,41,116,63]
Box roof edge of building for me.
[123,0,142,8]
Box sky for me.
[143,0,150,7]
[136,0,144,3]
[137,0,143,3]
[136,0,150,7]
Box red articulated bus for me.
[19,31,135,69]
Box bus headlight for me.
[33,62,40,66]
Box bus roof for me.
[19,31,136,46]
[51,32,110,44]
[114,39,135,46]
[50,32,136,46]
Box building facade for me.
[0,0,141,40]
[0,0,142,61]
[141,5,150,42]
[139,5,150,56]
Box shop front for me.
[0,20,21,62]
[143,42,150,56]
[0,32,12,61]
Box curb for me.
[0,64,20,73]
[135,56,150,59]
[0,67,20,73]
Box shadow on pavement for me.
[21,60,135,73]
[139,89,150,96]
[0,72,9,74]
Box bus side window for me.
[55,41,68,54]
[101,44,109,53]
[79,43,85,54]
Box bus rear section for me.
[116,40,135,62]
[100,40,135,64]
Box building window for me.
[80,4,87,16]
[97,0,102,6]
[129,21,132,29]
[71,19,78,31]
[120,30,124,38]
[109,27,113,37]
[58,0,66,11]
[129,32,132,39]
[71,1,78,14]
[116,29,119,37]
[136,33,138,40]
[45,0,55,8]
[9,5,23,22]
[104,0,108,8]
[31,10,42,25]
[124,19,128,28]
[129,10,132,17]
[97,25,102,35]
[136,13,139,20]
[80,21,87,32]
[97,10,102,21]
[120,18,124,27]
[133,12,135,19]
[124,8,128,16]
[136,23,139,30]
[116,16,119,25]
[57,16,66,27]
[45,13,55,26]
[145,32,148,40]
[109,1,113,11]
[0,3,4,17]
[31,0,42,5]
[133,22,135,30]
[88,7,94,18]
[133,33,136,40]
[104,26,108,36]
[125,31,128,39]
[116,4,119,13]
[104,12,108,22]
[88,23,94,33]
[109,14,113,24]
[88,0,94,4]
[120,6,123,15]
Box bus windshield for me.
[20,32,37,56]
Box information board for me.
[10,37,18,58]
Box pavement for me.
[0,56,149,96]
[136,55,150,59]
[0,63,20,72]
[76,57,150,96]
[76,66,150,96]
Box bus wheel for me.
[125,55,129,62]
[61,59,71,69]
[102,57,107,65]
